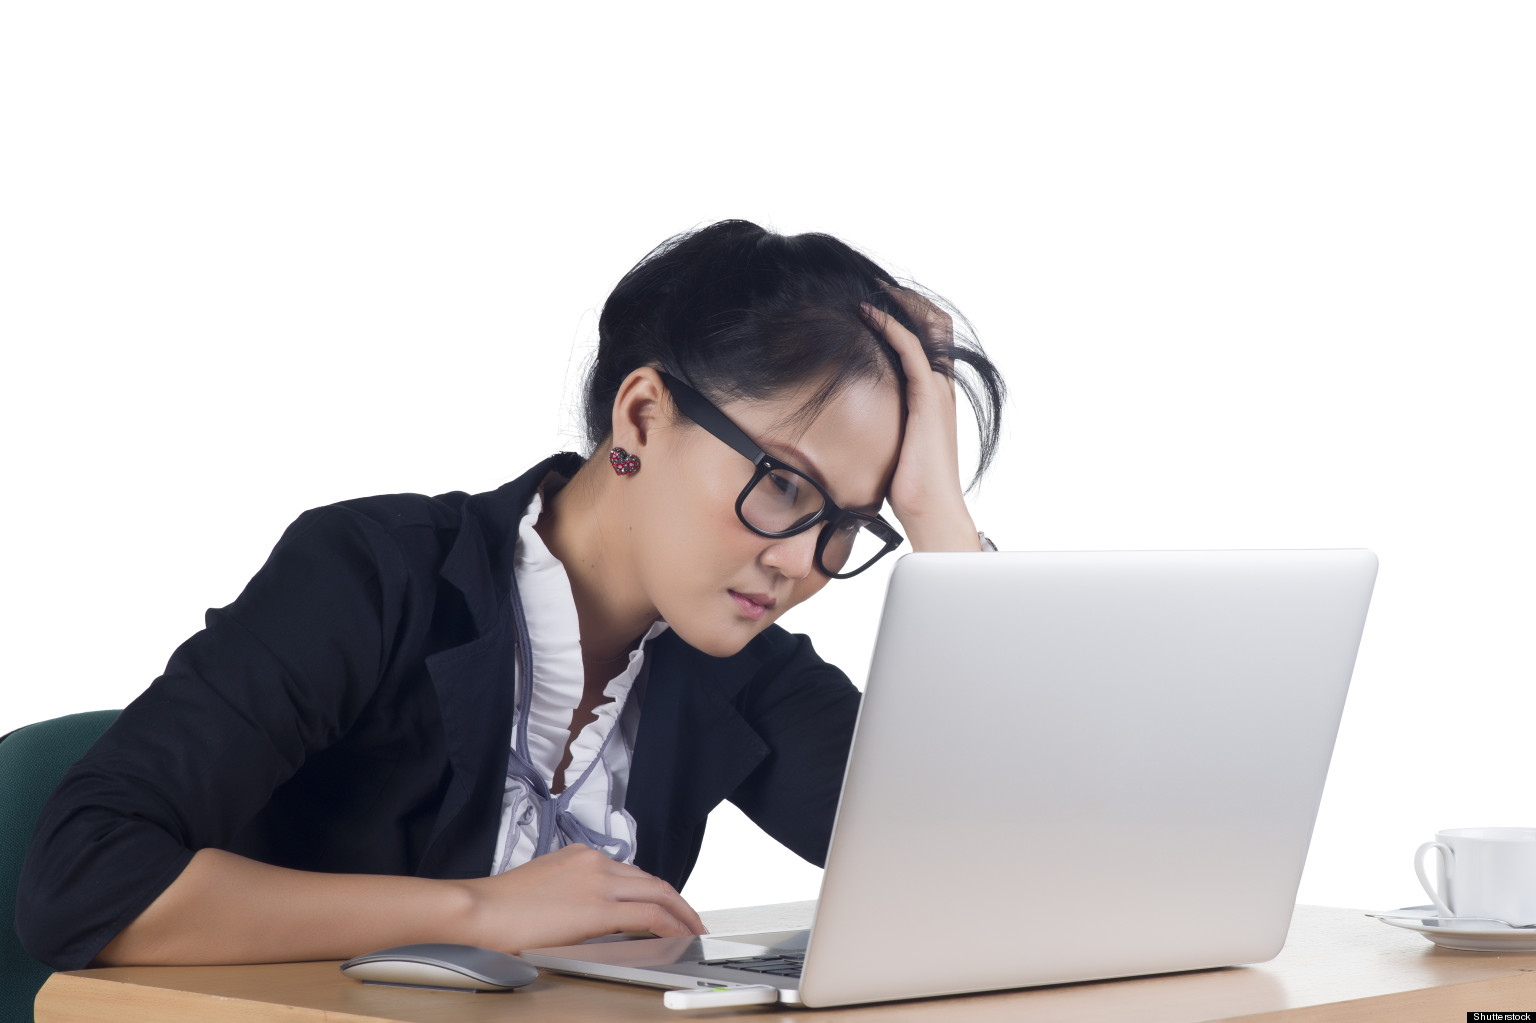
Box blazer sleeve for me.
[727,633,862,867]
[16,505,404,971]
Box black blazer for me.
[17,453,862,971]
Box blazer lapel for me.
[419,622,516,877]
[627,635,770,877]
[416,454,577,877]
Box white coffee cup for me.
[1414,827,1536,924]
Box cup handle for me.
[1414,841,1455,918]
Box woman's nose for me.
[761,528,818,580]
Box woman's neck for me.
[533,458,659,669]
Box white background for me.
[2,3,1532,916]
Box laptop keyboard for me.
[698,952,805,978]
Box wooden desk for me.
[34,904,1536,1022]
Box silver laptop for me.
[523,549,1378,1008]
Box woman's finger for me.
[860,302,937,406]
[607,875,708,935]
[881,284,954,349]
[552,848,705,935]
[880,285,956,377]
[604,899,698,939]
[864,287,958,396]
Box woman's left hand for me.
[861,288,982,553]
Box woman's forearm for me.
[94,842,705,966]
[94,847,475,966]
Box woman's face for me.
[626,372,904,658]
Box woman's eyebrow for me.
[760,439,884,515]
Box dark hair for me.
[583,220,1006,488]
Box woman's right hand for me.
[458,843,708,952]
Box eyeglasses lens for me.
[739,466,889,576]
[818,518,891,576]
[740,466,824,533]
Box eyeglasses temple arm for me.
[658,373,767,466]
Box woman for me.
[18,220,1006,970]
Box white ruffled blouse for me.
[489,489,669,875]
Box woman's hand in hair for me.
[861,291,983,552]
[460,842,708,952]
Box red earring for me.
[609,447,641,476]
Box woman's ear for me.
[608,367,671,453]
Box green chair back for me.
[1,710,120,1023]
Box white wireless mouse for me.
[340,942,539,992]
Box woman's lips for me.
[729,590,774,621]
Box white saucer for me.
[1368,906,1536,952]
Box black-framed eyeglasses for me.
[657,372,904,579]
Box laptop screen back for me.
[800,549,1377,1007]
